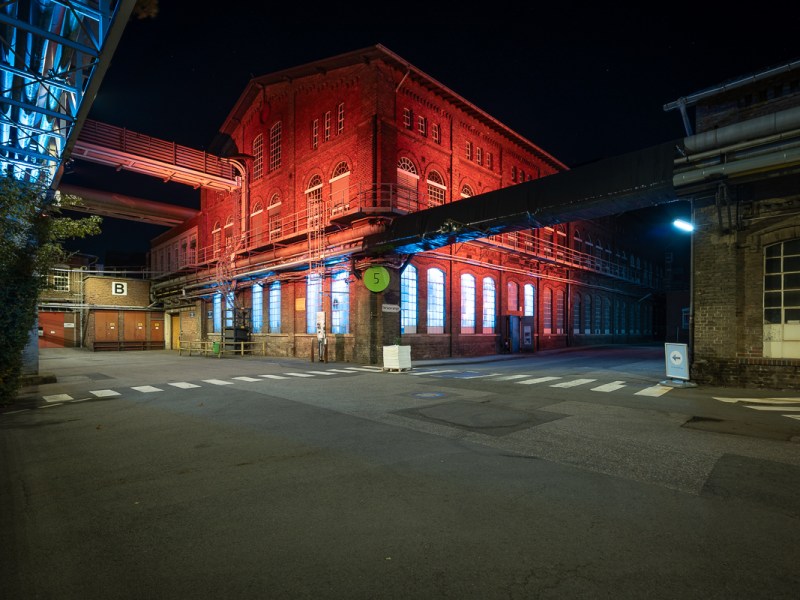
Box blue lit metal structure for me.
[0,0,135,191]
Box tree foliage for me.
[0,178,102,403]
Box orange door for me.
[124,311,146,341]
[38,312,64,348]
[151,317,164,343]
[95,311,119,342]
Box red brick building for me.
[149,45,661,364]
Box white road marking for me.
[169,382,201,389]
[201,379,233,386]
[410,369,456,376]
[635,385,673,397]
[43,394,72,402]
[233,376,261,382]
[744,405,800,412]
[306,371,337,375]
[40,403,61,408]
[591,381,627,392]
[551,378,597,388]
[785,415,800,421]
[713,396,800,404]
[259,374,288,379]
[284,372,315,378]
[460,373,503,379]
[132,386,163,393]
[90,389,120,398]
[3,409,30,414]
[344,367,383,372]
[327,369,354,373]
[518,376,561,385]
[493,374,533,381]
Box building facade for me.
[150,45,662,363]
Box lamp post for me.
[667,200,695,386]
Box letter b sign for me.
[112,281,128,296]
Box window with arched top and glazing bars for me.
[427,268,445,333]
[224,215,234,249]
[267,193,281,240]
[305,174,323,229]
[524,284,535,317]
[330,161,351,212]
[269,121,281,172]
[426,170,446,207]
[555,289,565,334]
[252,134,263,181]
[483,278,496,333]
[212,220,221,256]
[507,281,518,312]
[401,264,417,334]
[396,157,420,210]
[331,270,349,334]
[543,288,553,334]
[573,294,581,335]
[461,273,476,333]
[584,294,592,335]
[461,184,473,198]
[305,272,322,334]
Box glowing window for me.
[324,111,331,141]
[225,292,234,328]
[543,288,552,334]
[486,152,493,170]
[403,107,413,129]
[461,273,476,333]
[507,281,518,311]
[312,119,319,149]
[401,264,417,334]
[417,115,427,136]
[482,277,496,333]
[337,102,344,135]
[476,147,483,166]
[252,284,263,333]
[460,184,473,199]
[252,134,263,180]
[524,284,535,317]
[213,293,222,332]
[269,122,282,172]
[306,273,322,334]
[427,268,445,333]
[556,290,565,334]
[268,281,281,332]
[331,271,349,334]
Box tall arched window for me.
[252,134,263,181]
[524,284,535,317]
[483,277,496,333]
[573,295,581,335]
[426,170,446,207]
[460,184,474,198]
[268,193,281,240]
[584,294,592,335]
[269,121,282,172]
[397,157,419,208]
[543,288,553,334]
[401,264,417,334]
[556,289,565,334]
[330,161,350,212]
[507,281,519,312]
[306,272,322,334]
[252,284,263,333]
[250,199,264,243]
[427,268,445,333]
[212,220,221,256]
[224,215,234,249]
[603,297,611,334]
[331,271,349,334]
[268,281,281,333]
[461,273,476,333]
[305,174,323,229]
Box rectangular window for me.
[312,119,319,149]
[403,107,413,129]
[337,102,344,135]
[476,147,483,166]
[417,115,427,136]
[50,270,69,292]
[331,271,349,334]
[213,293,222,332]
[306,273,322,334]
[427,269,445,334]
[252,134,263,180]
[324,111,331,141]
[543,289,552,334]
[556,290,564,334]
[432,123,440,144]
[486,152,493,170]
[461,274,476,334]
[252,284,263,333]
[466,141,472,160]
[482,278,496,333]
[268,281,281,332]
[225,292,234,328]
[524,284,534,317]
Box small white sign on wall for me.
[112,281,128,296]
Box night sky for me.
[62,3,800,262]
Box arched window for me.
[507,281,519,312]
[250,199,264,242]
[573,294,581,335]
[574,229,583,254]
[427,268,445,333]
[252,284,263,333]
[584,294,592,335]
[461,184,474,198]
[556,289,565,334]
[401,264,417,334]
[483,278,496,333]
[305,174,323,229]
[252,134,263,181]
[306,272,322,334]
[267,193,281,240]
[603,297,611,335]
[212,220,221,256]
[543,288,553,334]
[331,271,349,334]
[426,170,446,207]
[461,273,476,333]
[397,156,420,209]
[524,284,535,317]
[224,215,234,249]
[330,161,351,212]
[269,121,282,172]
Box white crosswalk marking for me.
[327,369,354,373]
[90,389,120,398]
[132,386,163,393]
[635,385,673,397]
[786,415,800,421]
[493,374,533,381]
[591,381,627,392]
[344,367,383,372]
[713,396,800,404]
[459,373,502,379]
[284,372,315,378]
[551,378,597,388]
[233,376,261,382]
[43,394,73,402]
[306,371,337,375]
[518,376,561,385]
[169,382,200,389]
[202,379,233,386]
[260,374,288,379]
[410,369,456,376]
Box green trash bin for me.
[212,341,220,354]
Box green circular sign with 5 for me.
[363,266,390,292]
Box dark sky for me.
[63,3,800,261]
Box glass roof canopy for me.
[0,0,134,192]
